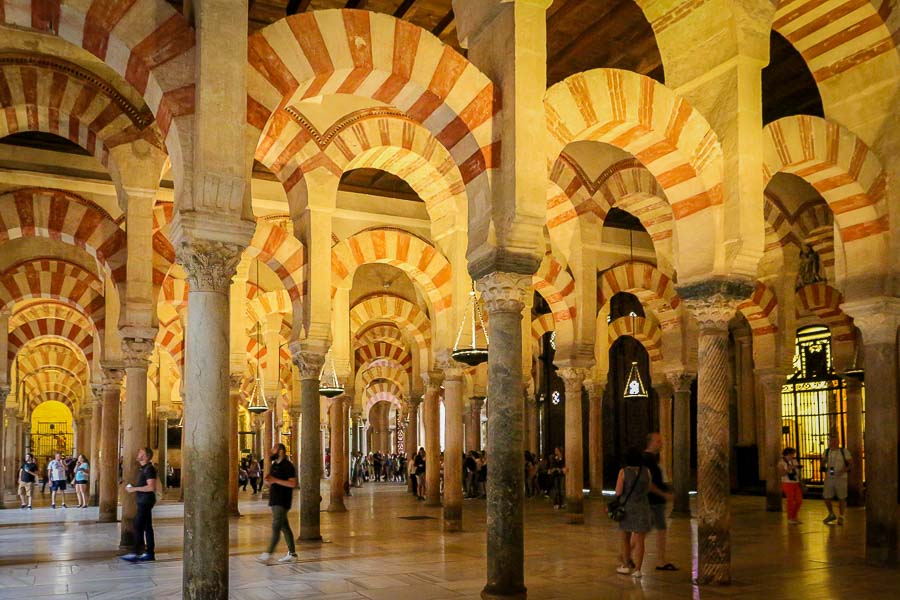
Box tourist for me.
[644,433,677,570]
[73,454,90,508]
[615,446,656,579]
[121,447,158,562]
[239,461,249,491]
[248,455,261,494]
[414,447,426,499]
[257,443,298,564]
[465,451,479,498]
[324,448,331,478]
[525,451,538,498]
[18,453,38,509]
[477,452,487,498]
[48,452,69,508]
[822,433,852,525]
[779,447,803,524]
[549,447,566,509]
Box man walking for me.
[121,447,158,562]
[644,433,677,571]
[48,452,69,508]
[822,432,852,525]
[18,453,38,509]
[258,443,298,564]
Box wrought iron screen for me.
[31,420,73,460]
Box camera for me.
[828,467,835,476]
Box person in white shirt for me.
[48,452,69,508]
[822,433,852,525]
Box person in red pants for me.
[779,447,804,524]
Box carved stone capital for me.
[291,350,326,379]
[679,277,753,333]
[122,335,155,369]
[0,385,10,403]
[841,297,900,346]
[583,380,605,400]
[422,370,444,390]
[5,406,18,418]
[476,272,531,315]
[91,384,104,403]
[229,374,243,390]
[469,396,485,411]
[100,363,125,389]
[175,239,243,293]
[557,366,587,391]
[407,395,423,409]
[442,366,465,382]
[666,371,695,394]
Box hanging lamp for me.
[623,228,648,399]
[247,259,270,414]
[319,350,344,398]
[452,282,489,366]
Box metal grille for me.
[31,421,73,460]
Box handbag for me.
[607,467,642,522]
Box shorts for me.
[75,479,88,486]
[650,503,668,530]
[823,477,848,500]
[51,480,67,491]
[18,481,34,497]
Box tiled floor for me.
[0,482,896,599]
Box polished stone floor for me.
[0,482,896,599]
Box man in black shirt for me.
[644,433,677,571]
[258,443,298,564]
[18,453,38,509]
[121,447,158,562]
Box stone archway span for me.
[608,315,663,363]
[597,261,680,329]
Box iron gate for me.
[31,420,73,461]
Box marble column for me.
[120,336,154,548]
[406,396,422,493]
[289,408,301,474]
[844,301,899,565]
[585,381,605,497]
[477,272,530,600]
[558,367,587,524]
[524,392,538,455]
[89,388,103,505]
[843,376,865,506]
[423,371,443,507]
[467,396,485,453]
[327,396,347,512]
[655,382,674,484]
[667,371,694,515]
[443,366,464,531]
[3,408,15,494]
[176,240,243,599]
[157,411,168,491]
[98,365,125,523]
[0,387,8,502]
[291,346,326,541]
[228,375,242,516]
[756,369,785,513]
[682,281,751,586]
[733,330,756,447]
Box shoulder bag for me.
[607,467,642,522]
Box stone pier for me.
[98,365,124,523]
[443,367,464,531]
[120,335,154,548]
[327,396,347,512]
[558,366,586,524]
[291,344,326,541]
[668,371,694,516]
[423,371,443,507]
[585,381,605,497]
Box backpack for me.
[823,448,850,472]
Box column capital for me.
[122,334,155,369]
[469,396,486,411]
[841,297,900,345]
[476,272,531,314]
[407,395,424,409]
[0,385,10,403]
[653,381,673,398]
[755,368,788,391]
[442,366,465,382]
[100,363,125,388]
[91,384,104,403]
[289,339,329,379]
[665,371,695,393]
[5,405,18,418]
[557,366,588,390]
[422,370,444,390]
[229,373,243,390]
[583,380,605,400]
[678,277,754,332]
[175,238,244,293]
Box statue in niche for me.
[797,244,824,288]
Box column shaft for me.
[758,372,784,512]
[478,273,529,599]
[228,379,241,516]
[406,399,421,494]
[158,415,168,491]
[559,368,586,524]
[99,369,124,523]
[121,342,152,549]
[668,373,693,515]
[844,378,864,506]
[443,371,464,531]
[327,398,347,512]
[292,348,325,542]
[89,395,102,505]
[587,384,604,497]
[423,377,442,507]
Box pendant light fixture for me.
[319,350,344,398]
[247,259,270,414]
[452,282,489,366]
[623,227,648,400]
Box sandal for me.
[655,563,679,571]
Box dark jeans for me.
[134,502,155,555]
[249,477,259,493]
[267,505,295,555]
[552,473,565,506]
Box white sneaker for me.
[256,552,271,564]
[616,565,631,575]
[277,553,297,563]
[631,570,642,579]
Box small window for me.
[551,390,561,405]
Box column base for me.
[425,497,442,507]
[566,512,584,525]
[296,535,324,544]
[230,509,241,518]
[98,514,117,523]
[481,585,527,600]
[327,502,347,513]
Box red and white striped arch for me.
[0,0,196,180]
[531,313,555,356]
[545,69,723,280]
[0,257,106,333]
[597,261,681,329]
[738,281,779,338]
[8,315,94,364]
[333,228,452,313]
[533,254,576,346]
[245,289,292,327]
[762,115,888,278]
[364,380,404,417]
[772,0,900,83]
[763,191,800,252]
[0,188,127,284]
[795,282,855,343]
[608,314,663,362]
[155,314,184,371]
[355,340,411,371]
[359,363,409,393]
[350,294,430,363]
[247,9,498,197]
